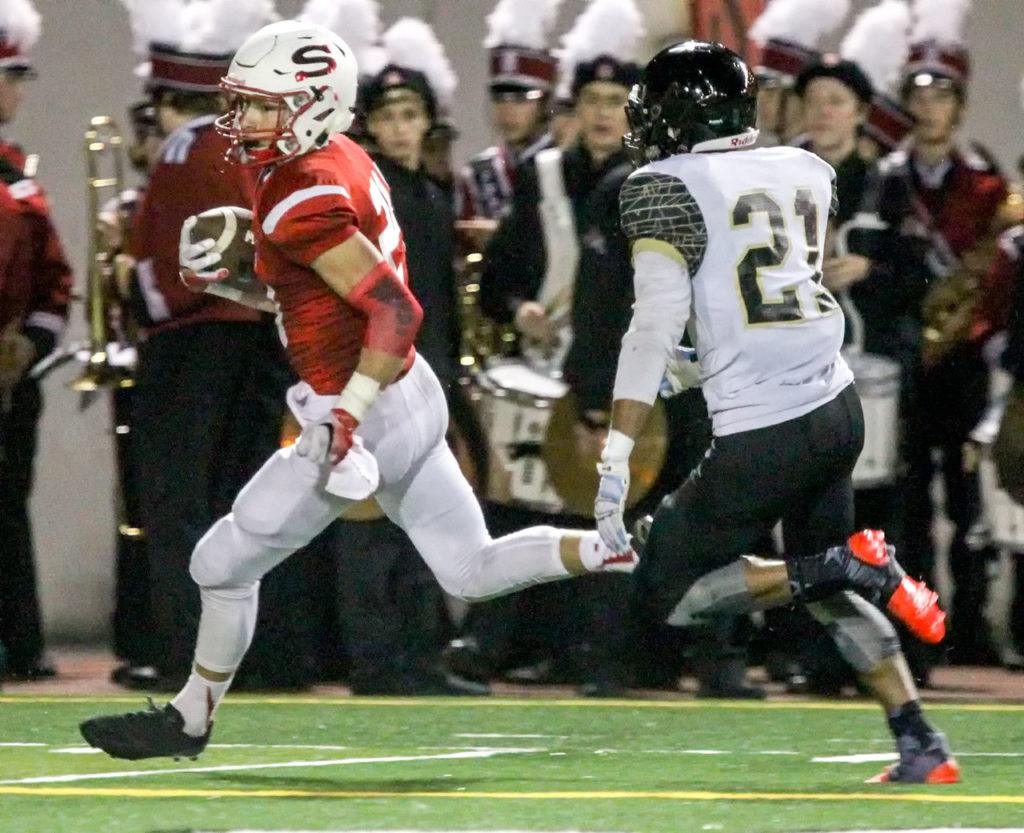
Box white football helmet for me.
[218,20,358,166]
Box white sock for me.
[169,583,260,737]
[578,531,614,571]
[171,670,233,737]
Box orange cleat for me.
[887,575,946,644]
[867,731,961,784]
[868,756,961,784]
[847,530,946,644]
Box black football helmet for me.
[624,40,758,166]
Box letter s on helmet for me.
[218,21,358,166]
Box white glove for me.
[294,421,380,499]
[659,345,701,398]
[294,421,331,462]
[179,215,226,278]
[594,430,634,555]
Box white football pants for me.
[188,355,572,673]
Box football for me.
[188,205,257,287]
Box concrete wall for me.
[10,0,1024,641]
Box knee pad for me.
[665,559,752,627]
[808,591,900,674]
[190,514,277,589]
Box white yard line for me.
[813,753,898,764]
[814,751,1024,764]
[49,748,103,754]
[45,743,351,754]
[0,747,541,785]
[9,741,352,754]
[453,733,567,739]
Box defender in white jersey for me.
[596,41,957,785]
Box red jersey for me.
[130,115,261,334]
[252,134,413,395]
[0,141,72,346]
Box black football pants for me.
[634,384,865,627]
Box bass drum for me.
[543,390,668,518]
[470,360,668,516]
[844,350,900,489]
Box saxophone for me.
[921,185,1024,367]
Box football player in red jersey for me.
[79,20,636,762]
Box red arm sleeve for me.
[345,260,423,358]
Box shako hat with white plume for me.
[485,0,564,98]
[123,0,278,94]
[556,0,645,103]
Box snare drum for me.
[844,350,901,489]
[472,361,567,513]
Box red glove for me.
[328,407,360,465]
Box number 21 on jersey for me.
[731,188,838,326]
[369,165,406,283]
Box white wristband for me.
[335,371,381,423]
[602,429,635,463]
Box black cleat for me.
[79,699,210,761]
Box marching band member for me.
[0,0,72,682]
[841,0,917,160]
[304,5,475,694]
[362,18,460,389]
[457,0,562,223]
[855,0,1007,671]
[479,0,642,372]
[448,0,644,694]
[747,0,851,147]
[788,29,889,696]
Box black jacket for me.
[479,142,630,323]
[373,155,459,386]
[562,162,635,413]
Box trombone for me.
[79,115,143,542]
[70,116,134,393]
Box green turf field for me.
[1,695,1023,833]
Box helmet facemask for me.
[623,83,653,166]
[218,81,326,167]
